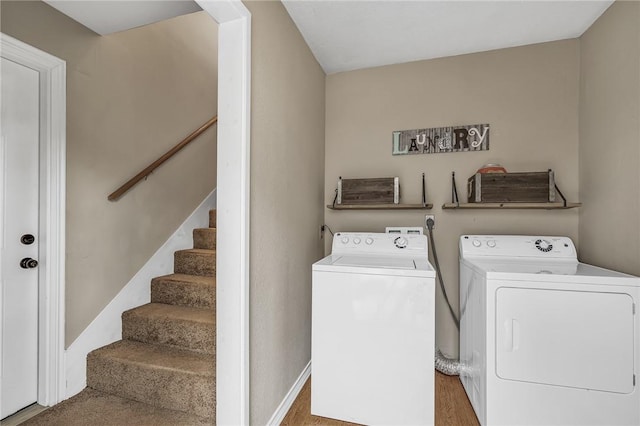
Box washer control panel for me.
[460,235,576,259]
[333,232,427,256]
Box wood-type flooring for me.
[282,372,479,426]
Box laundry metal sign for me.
[392,123,490,155]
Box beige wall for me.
[579,0,640,275]
[243,1,326,424]
[1,1,218,346]
[325,40,580,357]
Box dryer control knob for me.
[472,239,481,247]
[487,240,496,248]
[353,237,361,244]
[365,237,374,245]
[341,236,349,244]
[535,239,553,252]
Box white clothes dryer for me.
[459,235,640,426]
[312,232,436,425]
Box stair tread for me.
[176,248,216,255]
[153,273,215,285]
[90,340,214,376]
[19,388,213,425]
[125,303,215,325]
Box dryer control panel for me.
[333,232,428,257]
[460,235,577,259]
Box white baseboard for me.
[267,360,311,426]
[64,189,216,398]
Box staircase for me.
[86,209,217,420]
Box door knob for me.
[21,234,35,245]
[20,258,38,269]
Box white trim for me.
[64,190,216,398]
[0,33,66,407]
[267,361,312,426]
[195,2,252,425]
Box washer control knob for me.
[487,240,496,248]
[472,239,481,247]
[353,237,361,245]
[394,237,408,249]
[365,237,374,245]
[341,236,349,244]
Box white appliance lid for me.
[467,259,578,275]
[313,254,435,278]
[467,259,631,276]
[464,258,639,284]
[332,255,417,270]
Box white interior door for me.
[1,56,40,419]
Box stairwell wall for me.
[242,1,326,424]
[0,1,219,346]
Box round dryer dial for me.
[535,239,553,252]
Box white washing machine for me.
[459,235,640,426]
[312,232,436,425]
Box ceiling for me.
[43,0,202,35]
[43,0,613,74]
[281,0,614,74]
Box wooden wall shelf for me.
[442,202,581,210]
[327,203,433,210]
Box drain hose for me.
[427,222,465,376]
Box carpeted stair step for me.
[209,209,216,228]
[175,249,215,277]
[87,340,215,419]
[22,388,213,425]
[151,274,216,309]
[194,228,216,250]
[122,303,215,354]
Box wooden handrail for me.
[108,115,218,201]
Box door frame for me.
[0,33,66,407]
[193,2,251,425]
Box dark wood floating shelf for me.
[442,202,582,210]
[327,203,433,210]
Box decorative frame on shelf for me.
[328,173,432,210]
